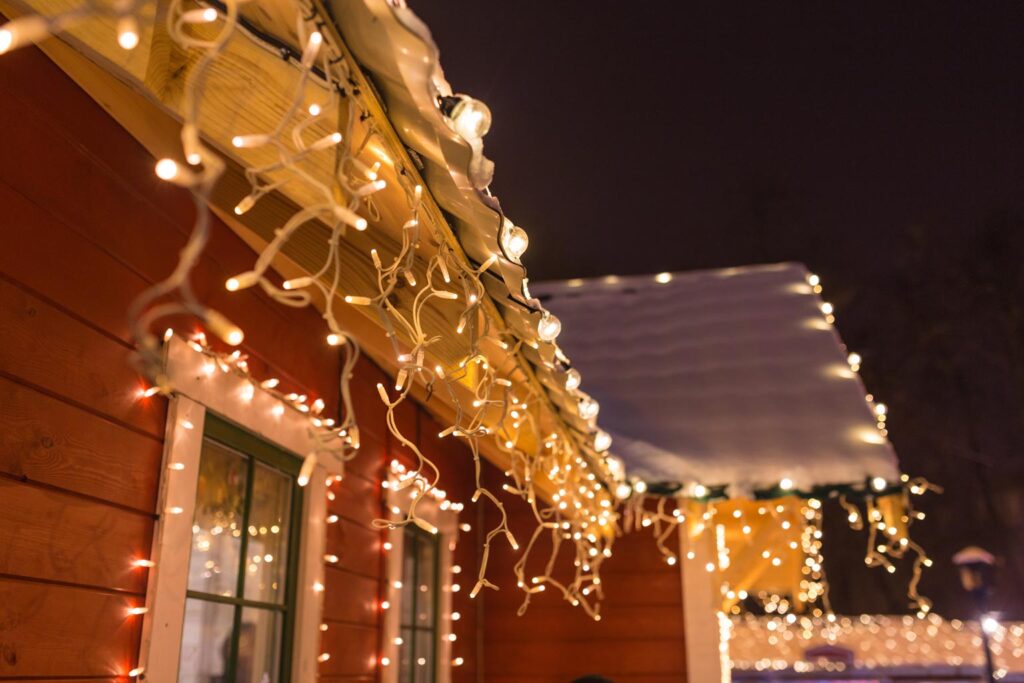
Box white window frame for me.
[138,336,339,682]
[380,476,460,683]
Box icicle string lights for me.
[0,0,623,637]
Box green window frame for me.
[398,525,440,682]
[181,413,304,682]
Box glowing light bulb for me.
[874,402,888,416]
[871,476,887,492]
[593,430,612,453]
[655,272,673,284]
[537,313,561,342]
[203,313,243,348]
[234,195,255,215]
[779,477,794,491]
[128,667,145,677]
[231,134,270,149]
[614,482,632,499]
[450,96,492,140]
[117,17,139,50]
[308,103,322,116]
[297,453,317,487]
[181,7,218,22]
[501,220,529,261]
[0,15,50,55]
[820,302,834,315]
[565,368,581,392]
[326,333,345,346]
[847,352,862,369]
[301,30,322,67]
[155,158,179,180]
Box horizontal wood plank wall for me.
[480,467,689,683]
[0,43,378,680]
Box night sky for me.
[412,2,1024,618]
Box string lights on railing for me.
[730,613,1024,677]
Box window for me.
[137,338,332,681]
[398,526,440,682]
[380,461,458,683]
[178,415,302,683]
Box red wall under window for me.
[0,42,687,683]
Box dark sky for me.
[411,2,1024,618]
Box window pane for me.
[178,598,235,682]
[398,626,414,683]
[244,463,292,604]
[237,607,282,683]
[189,439,249,596]
[400,529,416,627]
[414,534,436,628]
[413,628,435,683]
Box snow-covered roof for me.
[532,263,900,495]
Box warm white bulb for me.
[593,430,612,453]
[181,7,218,22]
[537,313,561,342]
[874,402,888,416]
[450,96,492,140]
[501,221,529,261]
[117,17,139,50]
[848,352,862,368]
[807,273,820,287]
[614,482,632,500]
[821,302,834,315]
[871,476,887,492]
[0,15,50,55]
[779,477,794,491]
[565,368,581,392]
[155,158,179,180]
[982,615,999,634]
[655,272,673,284]
[234,195,255,215]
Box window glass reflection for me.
[178,598,234,682]
[244,463,292,604]
[188,440,248,597]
